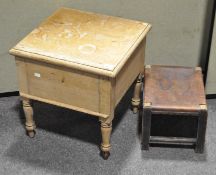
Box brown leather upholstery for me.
[144,65,206,112]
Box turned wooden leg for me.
[100,121,112,160]
[132,74,143,114]
[22,97,36,138]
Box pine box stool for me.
[142,65,207,153]
[9,8,151,159]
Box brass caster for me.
[27,130,36,138]
[101,151,110,160]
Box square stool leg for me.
[142,103,152,150]
[195,104,208,153]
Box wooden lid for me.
[10,7,151,77]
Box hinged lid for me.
[10,7,151,77]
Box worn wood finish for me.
[144,65,206,112]
[10,8,151,77]
[26,59,100,113]
[142,65,208,153]
[150,136,196,145]
[10,7,151,159]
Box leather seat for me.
[144,65,206,112]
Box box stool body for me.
[9,8,151,159]
[142,65,207,153]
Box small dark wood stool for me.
[142,65,208,153]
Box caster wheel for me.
[133,107,138,114]
[27,130,36,138]
[101,151,110,160]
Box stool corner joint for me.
[199,104,207,111]
[143,102,152,108]
[145,65,151,69]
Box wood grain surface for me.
[10,7,151,77]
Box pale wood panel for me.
[99,77,112,115]
[15,57,28,93]
[115,39,145,106]
[99,76,115,116]
[25,60,100,112]
[99,77,115,124]
[10,49,114,77]
[20,92,108,118]
[10,7,151,75]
